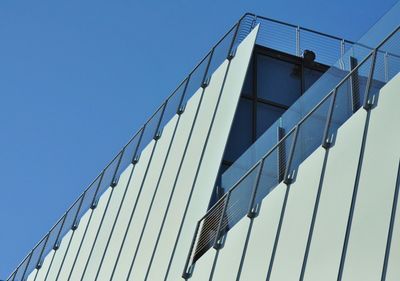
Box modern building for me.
[6,5,400,281]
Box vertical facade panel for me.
[211,218,250,280]
[32,251,55,281]
[100,116,178,280]
[269,148,325,280]
[66,187,112,280]
[76,164,135,280]
[42,216,81,280]
[56,202,93,280]
[303,110,367,281]
[141,61,228,281]
[239,183,286,281]
[82,139,154,280]
[120,90,202,281]
[166,25,259,281]
[386,187,400,281]
[341,75,400,281]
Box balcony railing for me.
[7,14,357,281]
[182,23,400,279]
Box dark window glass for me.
[257,55,301,106]
[304,67,324,92]
[242,57,254,97]
[223,99,252,163]
[256,103,285,138]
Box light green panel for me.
[342,75,400,280]
[118,88,202,281]
[212,218,250,280]
[303,109,367,281]
[270,148,325,280]
[42,223,75,280]
[66,168,131,280]
[239,183,286,281]
[386,185,400,281]
[73,164,134,280]
[32,250,54,281]
[96,116,178,281]
[160,25,259,281]
[55,202,93,280]
[140,61,228,281]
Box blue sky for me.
[0,0,398,278]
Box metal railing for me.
[7,14,357,280]
[182,24,400,278]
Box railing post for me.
[363,50,377,110]
[227,22,240,60]
[277,126,286,182]
[90,171,105,209]
[177,76,191,115]
[53,215,67,250]
[154,102,167,140]
[71,193,86,231]
[247,161,265,218]
[322,89,338,149]
[131,127,145,164]
[349,56,361,112]
[201,49,215,88]
[296,26,301,57]
[111,149,125,188]
[20,252,33,281]
[213,192,230,249]
[384,51,389,82]
[340,39,345,70]
[36,234,50,269]
[284,126,299,184]
[182,221,201,279]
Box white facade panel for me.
[165,25,259,281]
[269,148,325,280]
[211,218,250,281]
[386,190,400,281]
[94,117,178,281]
[66,187,113,280]
[239,183,286,281]
[341,74,400,280]
[119,92,202,281]
[55,202,93,280]
[303,109,367,281]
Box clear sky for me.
[0,0,398,278]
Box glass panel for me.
[76,176,101,220]
[40,216,65,262]
[304,67,324,92]
[57,196,84,244]
[23,236,47,275]
[256,103,285,138]
[94,152,122,202]
[206,25,236,81]
[327,79,352,143]
[223,99,253,163]
[115,131,141,178]
[289,95,332,176]
[12,253,31,281]
[220,164,261,237]
[180,53,211,108]
[159,83,185,129]
[137,105,164,154]
[257,55,301,107]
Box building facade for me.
[7,8,400,281]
